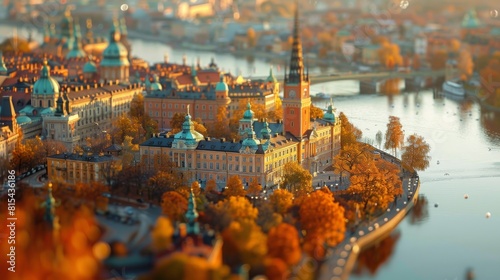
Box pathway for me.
[318,151,420,280]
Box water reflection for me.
[408,195,429,225]
[352,231,401,276]
[480,108,500,144]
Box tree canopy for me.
[401,134,431,172]
[281,162,313,196]
[384,116,404,156]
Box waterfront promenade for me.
[318,150,421,280]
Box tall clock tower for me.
[283,4,310,138]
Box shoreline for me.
[319,150,420,280]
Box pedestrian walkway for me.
[318,150,420,280]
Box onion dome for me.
[173,106,204,148]
[243,102,254,120]
[66,22,86,59]
[33,60,60,95]
[0,51,7,74]
[241,127,261,150]
[323,98,336,123]
[215,75,228,91]
[260,120,272,139]
[150,74,162,91]
[83,60,97,73]
[101,21,129,67]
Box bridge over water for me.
[246,69,447,92]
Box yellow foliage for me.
[214,196,258,223]
[281,162,313,195]
[222,220,267,268]
[269,189,294,215]
[151,216,174,252]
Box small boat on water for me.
[313,92,327,99]
[442,81,465,99]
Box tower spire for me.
[287,1,305,84]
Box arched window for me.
[39,100,42,107]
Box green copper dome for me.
[173,108,204,148]
[215,75,228,91]
[243,102,254,120]
[33,60,60,95]
[260,120,272,139]
[266,67,278,83]
[83,60,97,73]
[462,9,481,29]
[323,99,336,123]
[241,127,260,149]
[101,21,129,67]
[150,74,162,91]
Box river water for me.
[2,24,500,279]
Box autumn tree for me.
[213,196,258,225]
[247,27,257,48]
[267,223,301,267]
[333,143,374,176]
[161,191,188,222]
[0,37,31,53]
[429,50,448,70]
[210,106,231,139]
[247,180,262,197]
[256,202,283,233]
[224,175,247,197]
[458,49,474,81]
[479,57,500,106]
[401,134,431,172]
[384,116,404,156]
[151,216,174,253]
[190,181,201,196]
[112,115,141,144]
[267,92,283,121]
[449,39,461,53]
[269,188,294,215]
[378,42,403,70]
[339,112,362,148]
[130,93,158,139]
[299,191,346,259]
[349,159,402,217]
[222,220,267,269]
[205,179,218,193]
[281,162,313,196]
[310,104,324,119]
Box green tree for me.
[401,134,431,172]
[384,116,404,156]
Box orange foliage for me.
[205,179,218,193]
[380,78,401,95]
[265,258,289,280]
[299,191,346,258]
[378,42,403,69]
[267,223,301,266]
[339,112,362,148]
[384,116,404,156]
[247,180,262,196]
[401,134,431,172]
[269,188,294,215]
[224,175,247,197]
[0,191,103,280]
[161,191,188,222]
[458,49,474,81]
[429,50,447,70]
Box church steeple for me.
[282,1,311,139]
[185,188,200,235]
[286,2,307,84]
